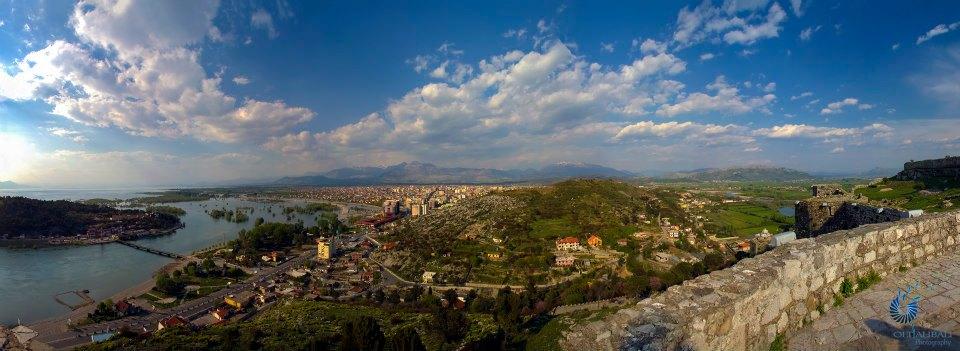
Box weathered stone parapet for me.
[794,200,905,238]
[895,156,960,180]
[560,210,960,351]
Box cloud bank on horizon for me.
[0,0,959,186]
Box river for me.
[0,189,325,325]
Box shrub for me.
[839,278,855,298]
[856,271,882,292]
[833,294,844,307]
[769,333,786,351]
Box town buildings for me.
[556,236,581,251]
[317,237,336,260]
[157,316,188,330]
[422,271,437,283]
[587,234,603,248]
[225,291,256,310]
[555,256,576,267]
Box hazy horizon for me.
[0,159,910,188]
[1,0,959,187]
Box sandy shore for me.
[27,258,193,336]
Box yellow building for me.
[225,291,256,309]
[317,237,336,260]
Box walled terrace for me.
[561,210,960,350]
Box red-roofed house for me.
[157,315,188,331]
[555,237,581,251]
[587,234,603,248]
[114,300,140,316]
[212,307,231,321]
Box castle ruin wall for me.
[561,210,960,351]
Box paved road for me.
[36,251,315,350]
[790,251,960,351]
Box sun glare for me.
[0,133,37,181]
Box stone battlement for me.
[896,156,960,180]
[561,210,960,351]
[794,199,906,238]
[810,184,847,198]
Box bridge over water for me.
[115,240,185,259]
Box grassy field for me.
[856,180,960,213]
[855,181,919,200]
[706,202,793,238]
[529,217,580,239]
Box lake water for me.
[779,206,796,217]
[0,189,324,324]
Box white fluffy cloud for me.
[0,0,313,143]
[819,97,873,114]
[265,42,700,163]
[917,21,960,45]
[263,41,792,167]
[72,0,220,56]
[754,123,891,139]
[656,76,775,117]
[755,124,858,138]
[614,121,752,147]
[673,0,787,47]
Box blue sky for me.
[0,0,959,186]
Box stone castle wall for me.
[794,200,905,238]
[561,210,960,351]
[895,156,960,180]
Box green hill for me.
[376,179,669,285]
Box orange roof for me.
[556,236,580,244]
[161,315,188,327]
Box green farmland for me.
[706,202,794,238]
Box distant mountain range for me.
[810,167,899,179]
[663,166,816,182]
[0,181,25,189]
[271,162,897,186]
[274,162,635,185]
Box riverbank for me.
[1,196,330,326]
[26,257,194,338]
[0,224,183,249]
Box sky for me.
[0,0,959,187]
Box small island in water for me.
[0,196,183,247]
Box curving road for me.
[35,251,315,350]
